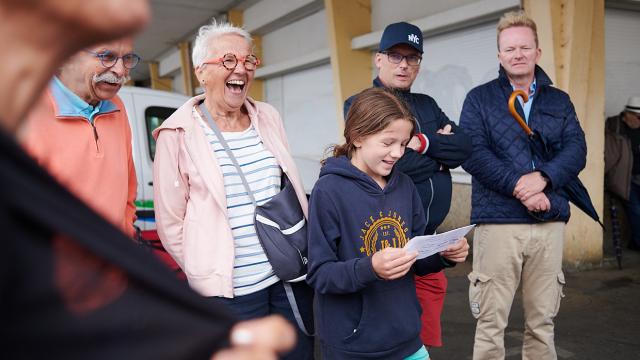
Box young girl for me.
[306,87,468,360]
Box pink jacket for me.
[152,95,309,298]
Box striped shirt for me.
[196,110,281,296]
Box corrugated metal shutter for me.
[605,8,640,117]
[414,21,498,127]
[264,64,338,192]
[414,21,499,184]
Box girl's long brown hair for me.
[324,87,415,164]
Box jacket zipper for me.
[56,115,104,154]
[524,86,538,170]
[89,111,117,155]
[91,121,100,153]
[425,178,434,228]
[507,83,537,171]
[408,96,422,133]
[174,128,184,187]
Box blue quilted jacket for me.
[460,65,587,224]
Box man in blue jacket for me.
[460,11,587,360]
[344,21,472,349]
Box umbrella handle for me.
[508,89,533,136]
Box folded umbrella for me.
[609,196,623,269]
[508,89,604,228]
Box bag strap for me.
[198,103,257,207]
[283,282,314,336]
[199,103,312,336]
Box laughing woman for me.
[152,20,313,359]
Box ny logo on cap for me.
[408,33,420,45]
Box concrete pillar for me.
[524,0,605,267]
[324,0,372,134]
[178,41,194,97]
[228,9,264,101]
[148,62,173,91]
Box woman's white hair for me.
[192,18,253,68]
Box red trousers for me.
[415,270,448,347]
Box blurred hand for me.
[440,237,469,263]
[514,171,548,201]
[437,124,453,135]
[211,315,296,360]
[372,247,417,280]
[521,192,551,212]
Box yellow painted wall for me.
[178,41,194,96]
[325,0,372,137]
[229,9,264,101]
[524,0,605,267]
[148,62,173,91]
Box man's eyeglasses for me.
[202,53,260,71]
[380,51,422,66]
[85,50,141,69]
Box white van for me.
[119,86,188,272]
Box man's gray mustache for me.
[93,72,129,85]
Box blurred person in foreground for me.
[0,0,294,359]
[20,37,138,237]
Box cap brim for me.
[379,41,423,53]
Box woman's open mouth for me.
[226,79,245,94]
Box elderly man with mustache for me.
[20,38,139,237]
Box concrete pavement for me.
[429,250,640,360]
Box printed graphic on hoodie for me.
[360,210,409,256]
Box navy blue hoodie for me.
[307,156,448,359]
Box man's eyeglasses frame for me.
[379,51,422,66]
[85,50,141,69]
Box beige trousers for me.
[468,222,565,360]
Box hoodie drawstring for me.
[174,128,183,188]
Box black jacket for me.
[605,113,640,200]
[0,129,235,359]
[344,78,472,233]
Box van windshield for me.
[145,106,176,160]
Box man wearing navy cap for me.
[344,21,472,352]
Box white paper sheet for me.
[404,224,476,259]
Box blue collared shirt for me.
[50,76,117,123]
[511,79,537,124]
